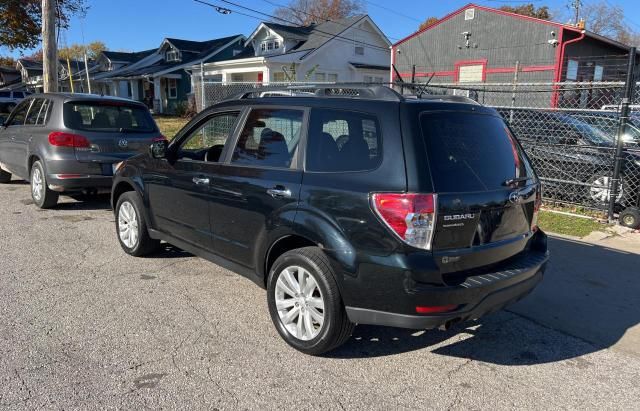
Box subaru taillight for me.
[531,188,542,231]
[48,131,90,148]
[371,193,437,250]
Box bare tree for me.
[418,17,439,31]
[571,1,639,46]
[273,0,365,26]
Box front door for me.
[209,107,306,267]
[146,110,242,249]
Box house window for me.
[231,73,244,82]
[355,44,365,55]
[166,50,181,62]
[364,75,384,83]
[594,65,604,81]
[261,43,266,52]
[267,42,274,51]
[274,41,280,49]
[327,73,338,82]
[315,72,326,82]
[567,59,579,80]
[273,72,287,82]
[465,8,475,20]
[168,78,178,99]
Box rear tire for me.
[115,191,160,256]
[619,207,640,229]
[267,246,354,355]
[0,169,11,183]
[30,161,58,208]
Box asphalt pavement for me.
[1,178,639,409]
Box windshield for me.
[557,114,613,145]
[64,101,157,133]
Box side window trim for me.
[225,105,309,170]
[173,108,243,164]
[6,99,33,127]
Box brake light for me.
[48,131,90,148]
[371,193,437,250]
[531,189,542,231]
[152,135,167,142]
[416,305,458,314]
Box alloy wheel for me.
[118,201,139,249]
[274,265,325,341]
[589,175,623,204]
[31,167,43,201]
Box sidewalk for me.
[510,228,640,357]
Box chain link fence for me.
[191,58,639,218]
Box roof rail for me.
[229,84,405,102]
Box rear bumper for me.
[346,266,544,329]
[47,174,113,192]
[344,232,549,330]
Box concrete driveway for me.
[1,179,639,409]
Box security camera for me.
[548,39,559,46]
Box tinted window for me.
[7,99,30,126]
[178,112,239,162]
[0,92,10,98]
[306,108,381,172]
[24,98,45,125]
[14,92,24,98]
[63,101,156,133]
[231,108,303,168]
[421,112,534,192]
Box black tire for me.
[0,169,11,183]
[115,191,161,256]
[267,246,354,355]
[30,160,58,208]
[619,207,640,229]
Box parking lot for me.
[1,179,640,409]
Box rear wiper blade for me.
[118,127,144,133]
[503,177,529,186]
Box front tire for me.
[267,247,354,355]
[115,192,160,256]
[30,161,58,208]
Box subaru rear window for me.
[421,112,534,192]
[64,101,157,133]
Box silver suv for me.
[0,93,163,208]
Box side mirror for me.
[149,139,168,159]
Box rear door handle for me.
[267,186,292,199]
[192,176,210,185]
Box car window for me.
[24,98,45,126]
[36,99,53,126]
[0,92,10,98]
[64,101,156,133]
[177,112,239,162]
[6,99,31,126]
[306,108,381,172]
[14,92,24,99]
[231,108,304,168]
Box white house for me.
[194,15,391,85]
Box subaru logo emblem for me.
[118,138,128,148]
[509,191,522,204]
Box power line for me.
[194,0,391,52]
[362,1,421,23]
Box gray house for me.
[392,3,639,107]
[92,35,245,114]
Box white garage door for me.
[458,64,484,83]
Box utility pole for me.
[571,0,582,25]
[42,0,58,92]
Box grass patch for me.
[538,210,605,238]
[154,116,190,140]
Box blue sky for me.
[3,0,640,58]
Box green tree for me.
[273,0,365,26]
[0,0,87,50]
[0,56,17,67]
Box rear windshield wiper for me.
[118,127,145,133]
[503,177,530,186]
